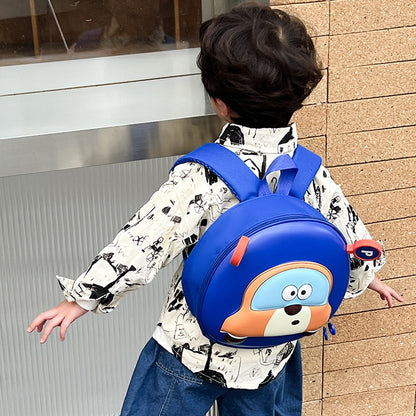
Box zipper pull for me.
[323,321,336,341]
[328,321,336,336]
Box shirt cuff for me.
[56,275,100,311]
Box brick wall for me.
[270,1,416,415]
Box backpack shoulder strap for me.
[290,145,322,198]
[171,143,259,202]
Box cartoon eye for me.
[282,285,298,301]
[298,284,312,300]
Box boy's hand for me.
[368,277,404,308]
[27,300,88,344]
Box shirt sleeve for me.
[57,161,233,313]
[304,165,385,298]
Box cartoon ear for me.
[230,236,250,267]
[347,239,382,261]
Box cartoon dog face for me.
[220,261,333,342]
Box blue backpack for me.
[172,143,381,348]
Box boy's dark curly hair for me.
[198,3,323,128]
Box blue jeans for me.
[121,338,302,416]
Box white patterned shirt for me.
[58,123,384,389]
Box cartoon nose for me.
[284,304,302,315]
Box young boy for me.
[28,4,403,415]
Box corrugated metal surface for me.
[0,156,220,415]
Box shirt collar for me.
[215,123,298,155]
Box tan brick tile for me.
[322,386,415,416]
[301,330,324,348]
[327,126,416,166]
[367,217,416,250]
[327,94,416,135]
[303,400,322,416]
[329,61,416,103]
[291,103,327,138]
[302,346,323,375]
[324,332,416,371]
[272,0,326,4]
[347,188,416,223]
[330,0,416,35]
[337,276,411,315]
[273,1,330,36]
[381,412,415,416]
[326,305,416,344]
[329,158,416,196]
[305,70,327,105]
[329,27,416,68]
[378,247,416,280]
[315,35,329,69]
[304,373,322,401]
[299,136,326,163]
[323,358,416,397]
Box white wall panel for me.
[0,75,208,140]
[0,49,200,96]
[0,156,186,415]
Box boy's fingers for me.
[59,309,85,341]
[28,309,57,332]
[28,301,88,343]
[392,290,404,302]
[40,315,64,344]
[27,319,45,333]
[27,316,44,332]
[59,318,72,341]
[384,288,404,308]
[386,287,403,303]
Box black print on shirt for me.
[205,167,219,185]
[328,196,342,221]
[278,126,294,145]
[243,157,262,178]
[122,206,156,232]
[219,125,245,145]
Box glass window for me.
[0,0,267,66]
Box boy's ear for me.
[215,98,230,118]
[211,97,238,122]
